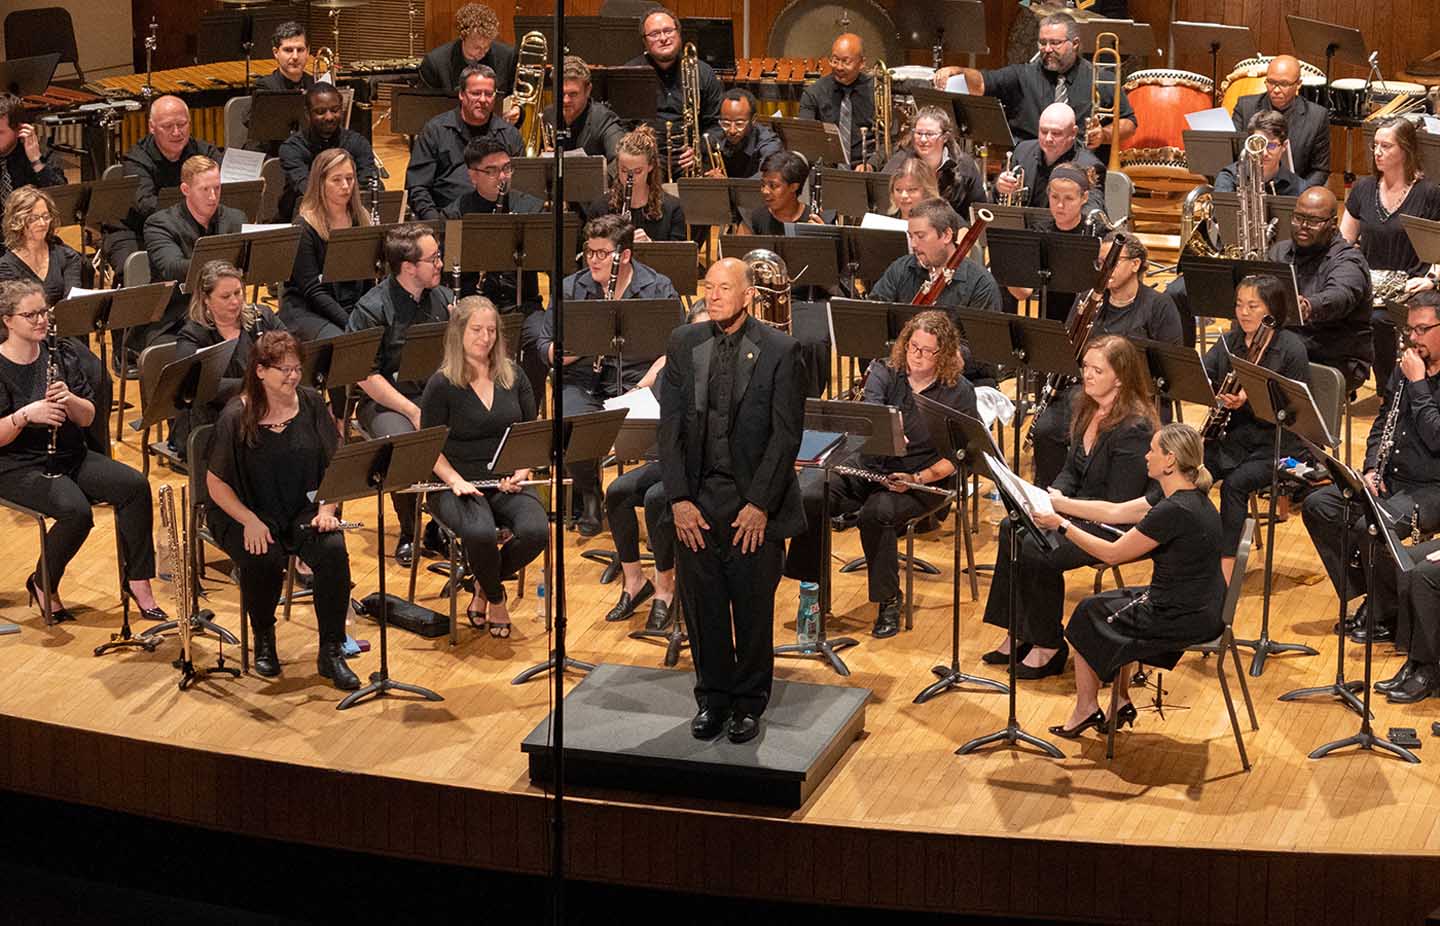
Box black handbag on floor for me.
[353,593,448,638]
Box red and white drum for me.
[1119,69,1213,170]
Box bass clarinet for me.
[1202,316,1277,441]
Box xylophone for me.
[88,61,254,150]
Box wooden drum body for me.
[1119,69,1212,171]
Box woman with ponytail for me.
[585,125,687,242]
[1035,422,1226,739]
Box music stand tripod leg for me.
[774,467,856,677]
[915,499,1008,703]
[513,514,597,683]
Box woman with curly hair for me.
[585,124,687,242]
[783,310,978,638]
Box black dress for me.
[582,193,688,243]
[280,217,373,340]
[1064,487,1225,681]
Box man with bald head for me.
[992,102,1107,213]
[1270,185,1373,389]
[1232,55,1331,188]
[659,256,806,745]
[799,33,877,168]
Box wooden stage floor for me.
[3,394,1440,925]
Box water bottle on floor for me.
[796,582,820,649]
[535,582,546,621]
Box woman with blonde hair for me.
[587,124,687,242]
[1035,423,1225,738]
[418,296,547,637]
[887,157,941,219]
[281,148,373,339]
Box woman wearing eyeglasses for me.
[0,280,165,625]
[1339,116,1440,397]
[206,330,359,689]
[783,311,977,639]
[873,106,986,222]
[741,150,831,234]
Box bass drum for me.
[766,0,903,65]
[1220,55,1327,113]
[1120,69,1213,169]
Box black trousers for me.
[561,382,612,505]
[1205,441,1275,553]
[604,462,674,571]
[784,471,946,604]
[358,401,419,543]
[1371,307,1398,398]
[1301,481,1440,623]
[285,311,344,343]
[674,517,784,717]
[1398,538,1440,664]
[427,488,548,603]
[982,514,1100,648]
[0,451,155,592]
[212,511,352,644]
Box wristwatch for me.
[1058,520,1070,536]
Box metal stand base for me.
[1234,633,1319,677]
[580,548,650,585]
[839,554,940,576]
[957,722,1066,758]
[775,636,858,677]
[915,663,1008,704]
[177,656,241,691]
[339,672,445,710]
[628,609,686,667]
[1310,730,1420,763]
[93,614,159,657]
[145,610,239,647]
[1279,678,1368,717]
[512,653,597,685]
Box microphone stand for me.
[548,4,568,921]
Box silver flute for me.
[830,464,953,497]
[396,478,553,495]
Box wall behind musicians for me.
[1,0,133,81]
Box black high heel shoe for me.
[124,586,168,622]
[26,574,74,623]
[1111,702,1138,730]
[1049,709,1106,739]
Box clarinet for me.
[1373,325,1408,477]
[620,172,635,224]
[367,176,382,224]
[809,162,823,216]
[42,306,61,480]
[496,176,510,214]
[830,464,953,497]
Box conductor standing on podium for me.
[659,257,806,744]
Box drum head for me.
[767,0,902,63]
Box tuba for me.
[1179,183,1220,257]
[1088,32,1124,173]
[513,31,549,158]
[744,248,791,332]
[677,43,704,179]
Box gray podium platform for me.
[521,662,869,808]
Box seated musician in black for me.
[345,224,456,567]
[1340,117,1440,396]
[206,331,359,689]
[992,102,1106,215]
[0,93,65,211]
[741,151,831,234]
[542,56,624,166]
[876,106,986,222]
[625,7,723,180]
[0,280,165,624]
[582,126,687,243]
[1029,234,1181,488]
[532,214,680,536]
[405,64,524,220]
[420,296,547,639]
[172,260,286,457]
[143,155,247,347]
[1390,541,1440,704]
[1273,185,1373,392]
[254,22,315,92]
[602,304,710,633]
[798,33,876,169]
[702,89,783,180]
[420,2,516,96]
[982,335,1158,678]
[1231,55,1330,189]
[100,95,219,282]
[0,186,110,451]
[281,149,374,340]
[442,137,543,316]
[1041,423,1224,738]
[1004,165,1097,323]
[784,310,977,637]
[1201,274,1309,582]
[1302,292,1440,645]
[1216,111,1310,197]
[278,82,379,221]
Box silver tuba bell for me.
[743,248,791,333]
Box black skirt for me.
[1064,588,1224,682]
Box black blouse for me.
[419,369,537,481]
[175,309,287,407]
[859,359,977,475]
[1203,325,1311,454]
[1345,177,1440,275]
[1136,487,1225,638]
[280,217,373,332]
[0,243,83,306]
[210,388,337,531]
[745,203,833,235]
[0,341,93,476]
[583,193,688,243]
[1051,416,1154,501]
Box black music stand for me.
[1290,435,1420,764]
[511,409,630,685]
[1212,193,1298,247]
[0,53,59,97]
[562,298,680,405]
[817,168,891,220]
[1168,22,1258,107]
[777,399,905,677]
[453,213,582,310]
[321,225,389,284]
[771,117,848,168]
[1228,353,1331,676]
[156,181,266,225]
[596,67,660,123]
[911,396,1009,704]
[247,90,307,144]
[896,0,987,70]
[301,328,383,446]
[1131,337,1218,414]
[515,18,643,69]
[987,226,1101,320]
[677,177,762,229]
[391,89,455,136]
[510,155,607,208]
[238,226,303,291]
[1287,16,1369,112]
[316,428,449,710]
[133,341,233,474]
[584,411,660,582]
[1179,256,1299,323]
[1400,215,1440,269]
[630,241,699,297]
[718,234,842,297]
[955,446,1065,759]
[982,204,1052,233]
[1181,130,1243,181]
[1077,20,1159,59]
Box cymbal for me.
[216,0,275,7]
[309,0,369,8]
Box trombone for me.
[513,31,549,158]
[1088,32,1124,173]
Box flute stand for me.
[911,397,1008,704]
[317,429,449,710]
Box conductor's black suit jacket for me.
[658,315,807,543]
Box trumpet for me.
[513,31,549,158]
[704,134,727,177]
[1087,32,1123,172]
[999,151,1027,207]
